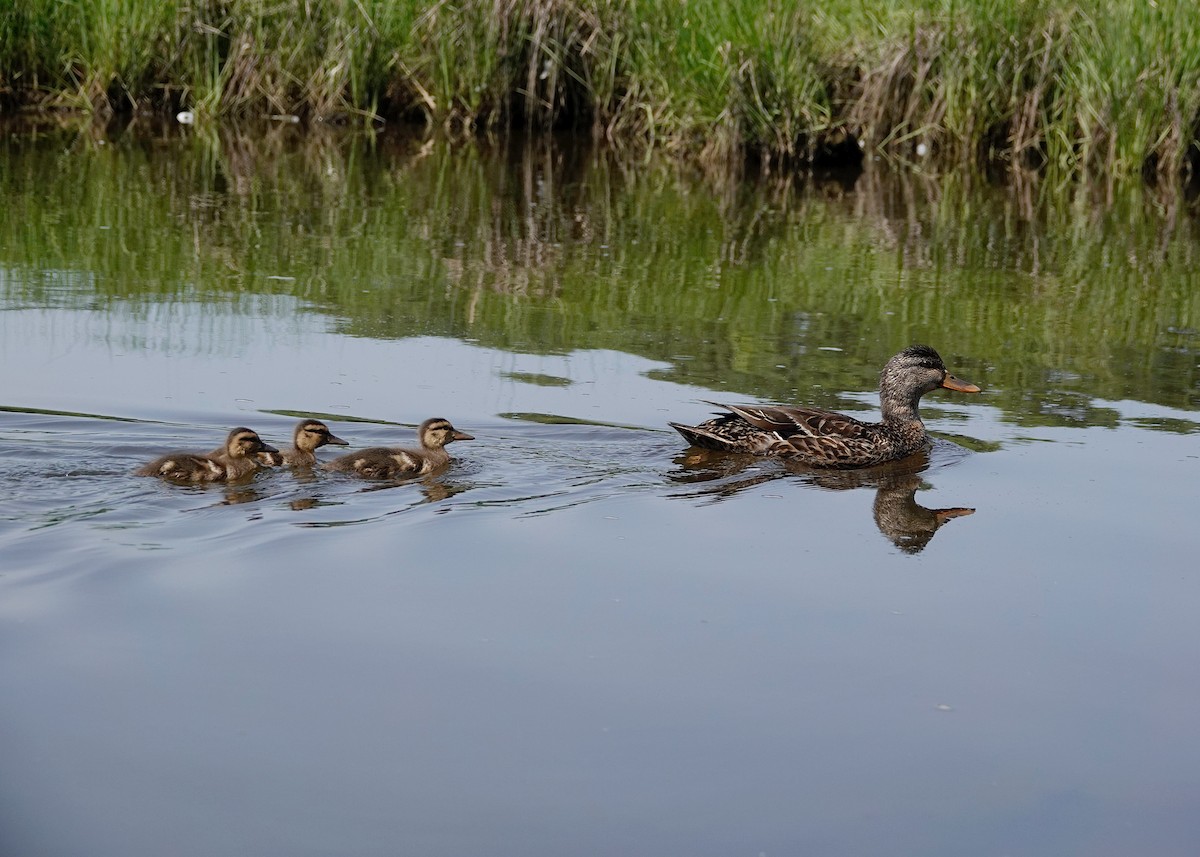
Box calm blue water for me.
[1,129,1198,857]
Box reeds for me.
[3,0,1200,181]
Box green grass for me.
[3,0,1200,180]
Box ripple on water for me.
[0,407,989,571]
[0,410,674,543]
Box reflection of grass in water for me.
[933,433,1002,454]
[500,412,658,431]
[1125,417,1200,435]
[0,404,142,422]
[263,409,408,426]
[500,371,573,387]
[0,131,1197,430]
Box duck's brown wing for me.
[721,404,896,467]
[722,403,869,441]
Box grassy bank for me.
[3,0,1200,181]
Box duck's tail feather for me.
[668,421,741,452]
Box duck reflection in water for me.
[670,447,973,554]
[870,470,973,554]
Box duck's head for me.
[294,419,349,452]
[418,418,475,449]
[879,345,980,416]
[225,427,278,459]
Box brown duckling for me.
[326,417,474,479]
[136,427,279,483]
[205,427,281,480]
[267,419,349,467]
[669,345,981,468]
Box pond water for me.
[1,122,1198,857]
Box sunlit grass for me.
[2,0,1199,179]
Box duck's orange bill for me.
[941,373,981,393]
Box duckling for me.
[669,345,980,468]
[269,419,349,467]
[136,427,279,483]
[134,452,224,483]
[326,417,474,478]
[205,427,281,480]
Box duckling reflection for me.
[286,496,350,511]
[669,448,973,553]
[219,486,266,506]
[295,476,475,527]
[354,474,471,504]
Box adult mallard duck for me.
[136,427,279,483]
[669,345,980,468]
[326,417,474,479]
[267,419,349,467]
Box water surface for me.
[1,124,1198,857]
